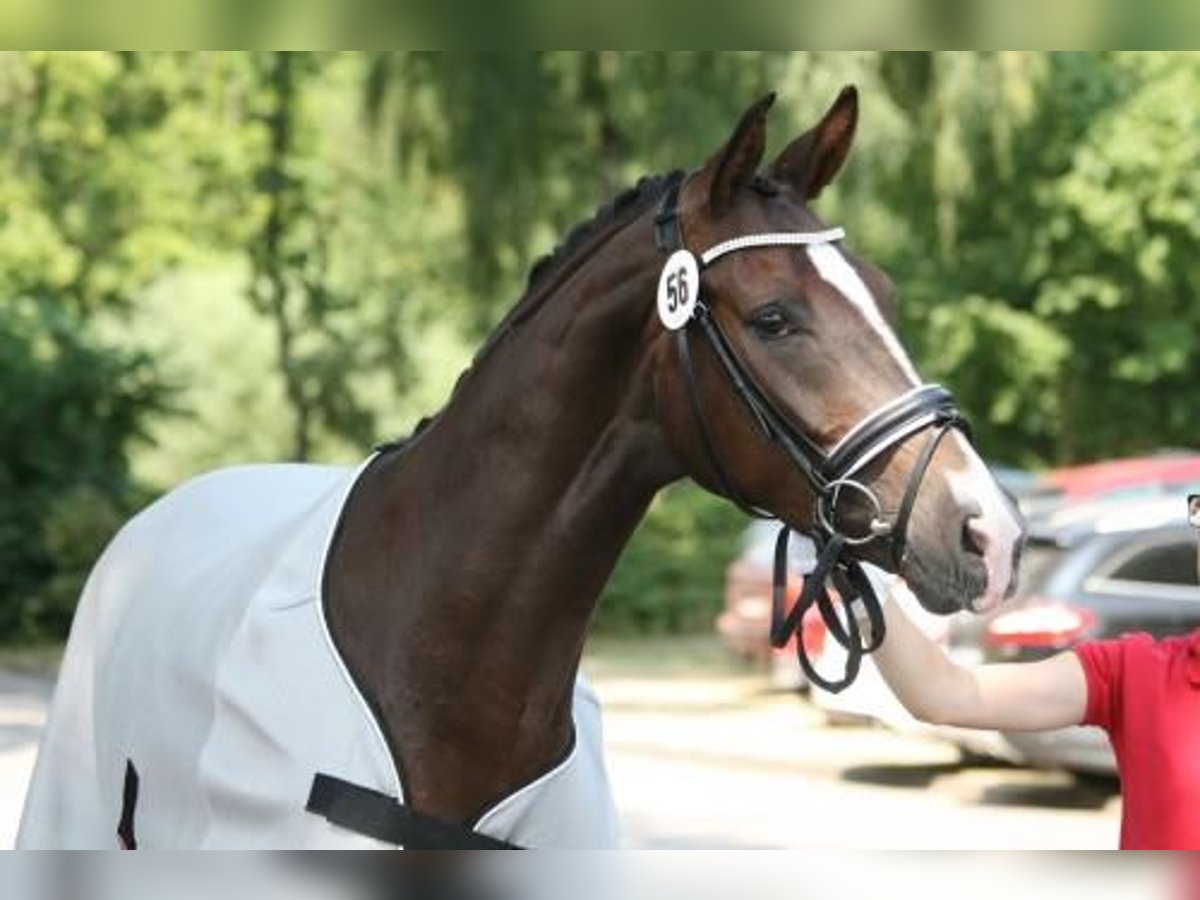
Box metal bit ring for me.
[816,478,893,545]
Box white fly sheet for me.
[17,458,618,849]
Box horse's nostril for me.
[963,516,990,558]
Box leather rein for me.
[654,174,971,692]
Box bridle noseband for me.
[655,174,971,692]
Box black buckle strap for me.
[118,760,140,850]
[306,773,519,850]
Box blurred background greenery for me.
[3,51,1199,641]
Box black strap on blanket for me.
[118,759,140,850]
[306,773,519,850]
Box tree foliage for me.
[0,52,203,637]
[5,52,1200,638]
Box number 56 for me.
[666,268,689,313]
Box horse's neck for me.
[327,218,682,820]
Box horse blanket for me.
[17,458,618,849]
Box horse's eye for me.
[749,305,793,340]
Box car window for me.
[1103,540,1198,586]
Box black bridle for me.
[655,175,971,692]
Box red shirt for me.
[1075,631,1200,849]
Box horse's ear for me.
[694,93,775,213]
[769,85,859,201]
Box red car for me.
[1022,453,1200,519]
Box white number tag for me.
[656,250,700,331]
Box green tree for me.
[877,52,1200,464]
[10,52,1200,641]
[364,52,799,330]
[0,303,156,636]
[1034,53,1200,458]
[245,51,425,461]
[0,51,227,637]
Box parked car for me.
[1020,453,1200,521]
[944,493,1200,775]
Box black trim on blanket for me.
[307,773,519,850]
[118,760,140,849]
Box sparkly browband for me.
[700,228,846,267]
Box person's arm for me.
[868,576,1089,732]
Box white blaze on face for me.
[805,243,922,386]
[804,241,1023,610]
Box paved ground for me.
[0,637,1122,849]
[592,671,1120,849]
[0,670,53,849]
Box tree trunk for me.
[257,51,311,462]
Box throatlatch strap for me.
[118,760,140,850]
[306,774,519,850]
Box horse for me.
[17,87,1025,848]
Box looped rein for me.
[654,173,971,693]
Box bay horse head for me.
[651,88,1025,615]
